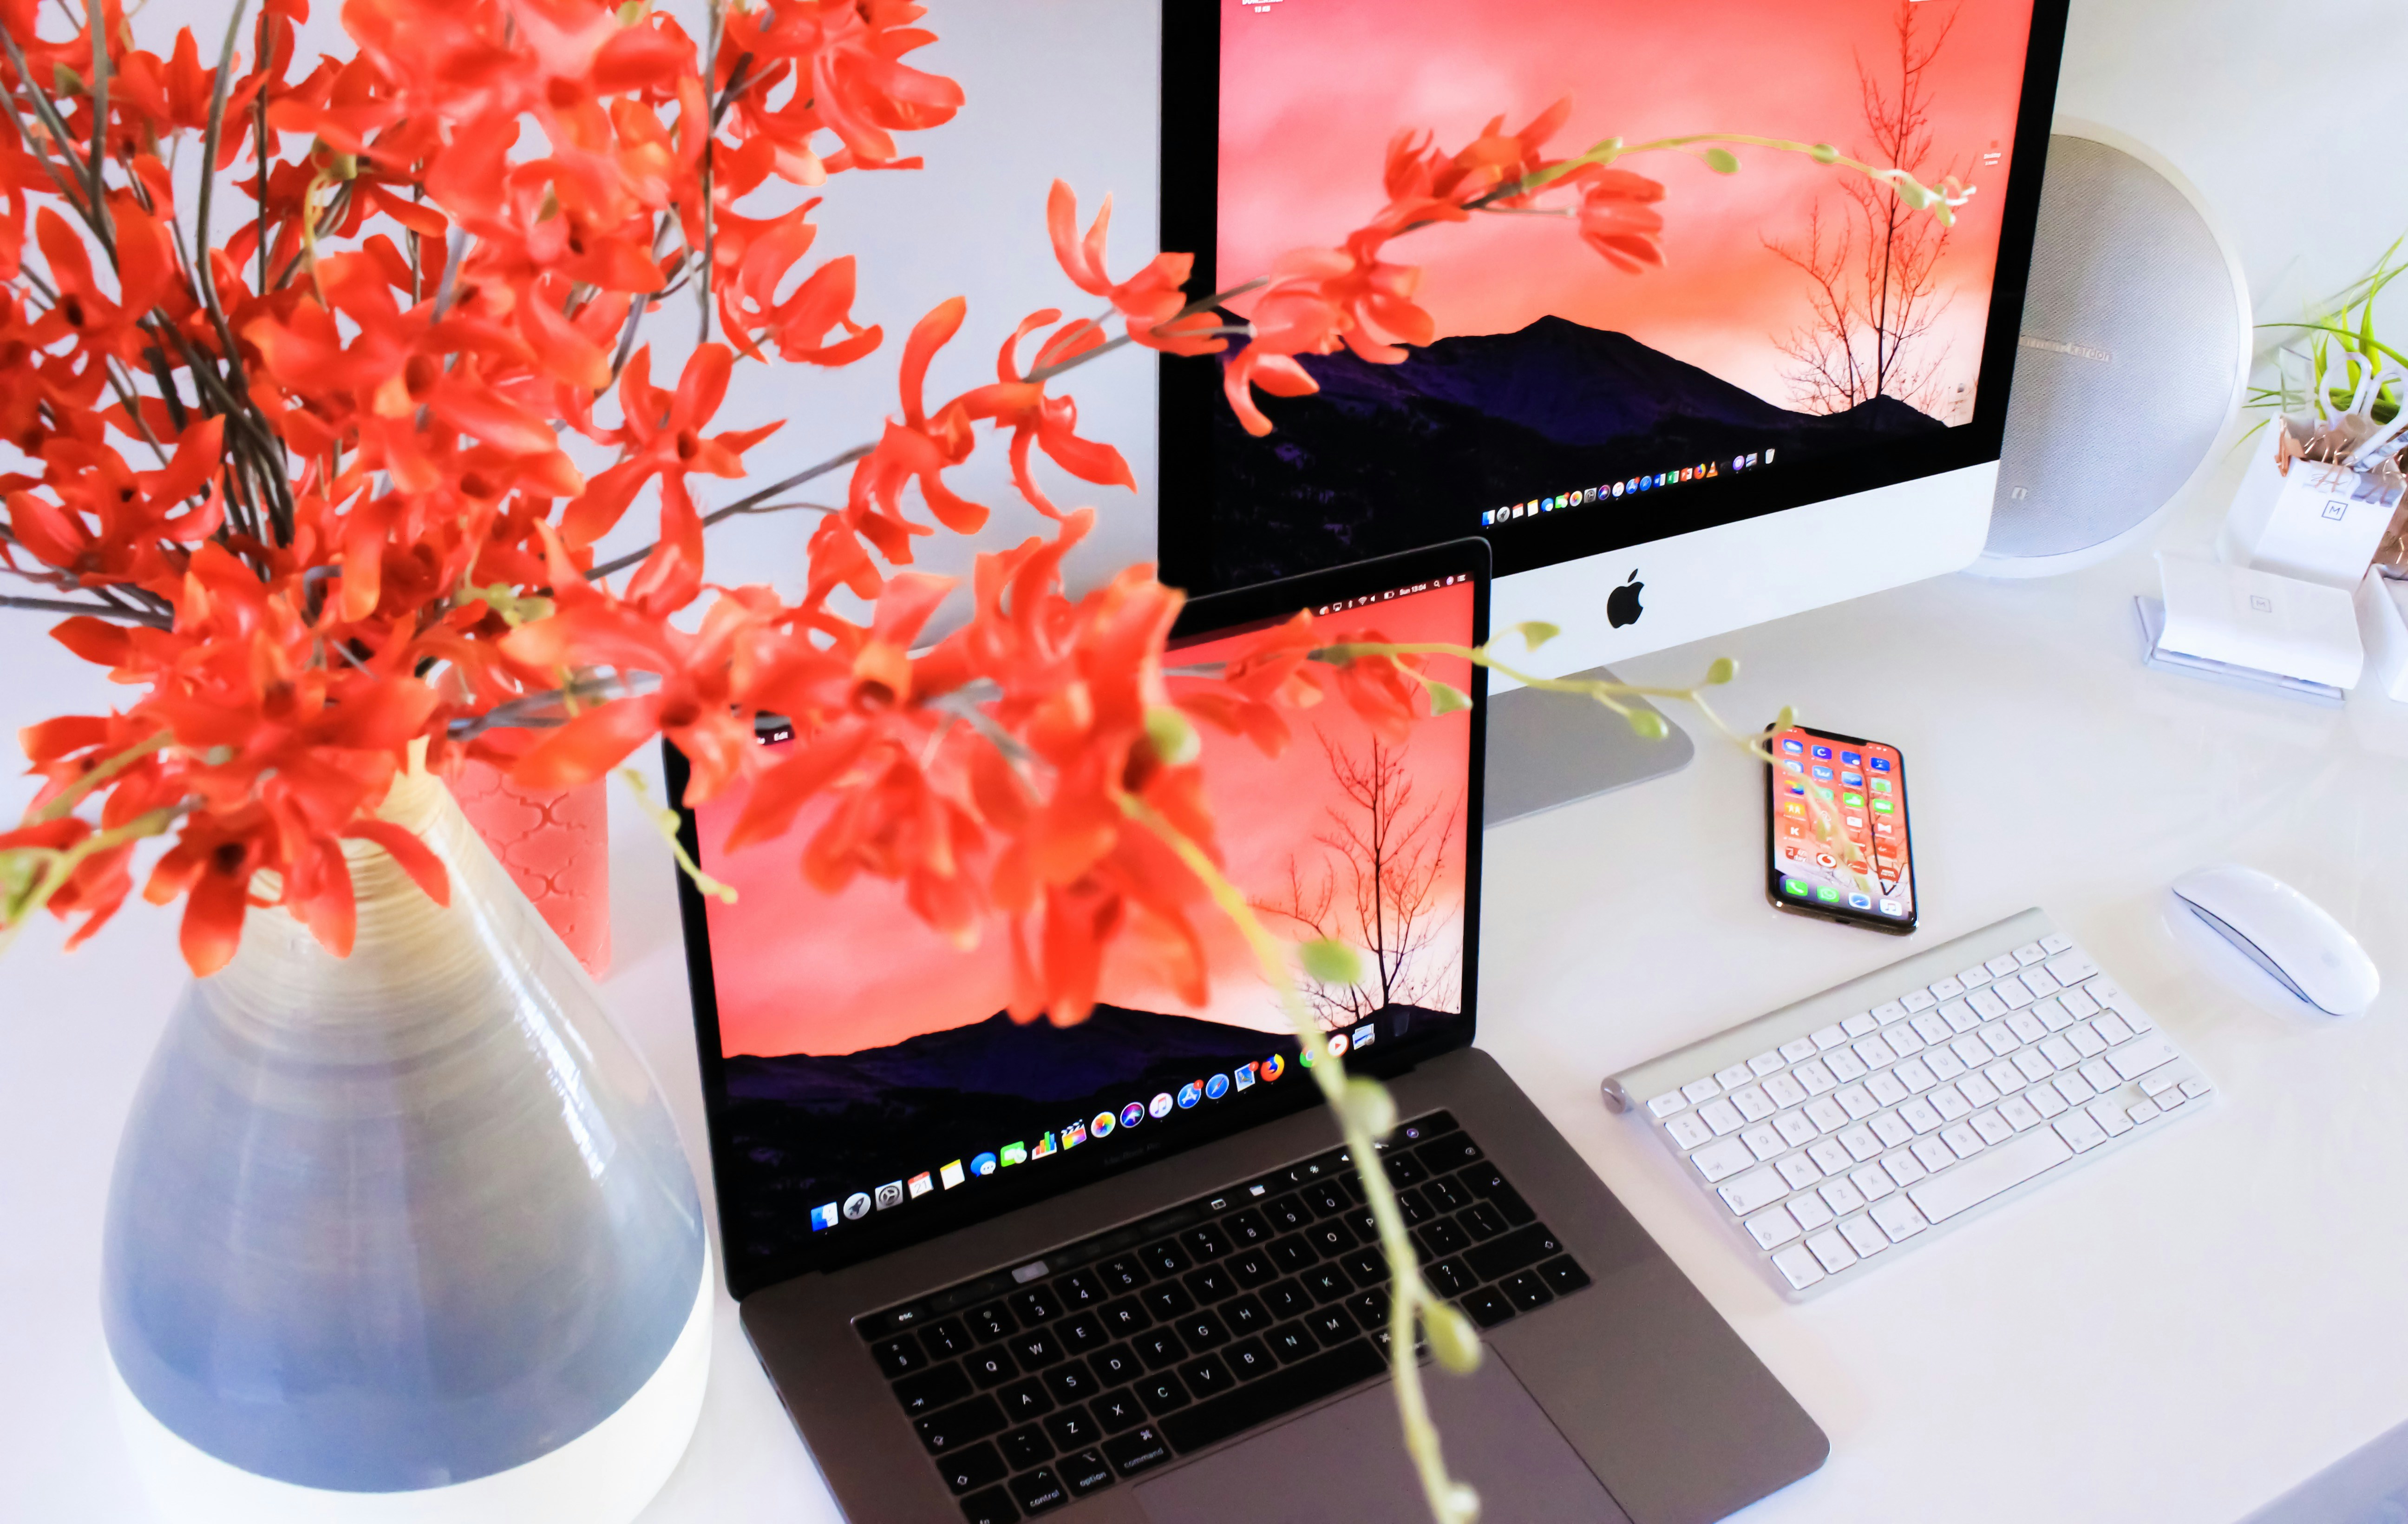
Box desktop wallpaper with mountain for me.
[693,583,1476,1271]
[1206,0,2037,586]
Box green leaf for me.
[1704,656,1737,685]
[1144,705,1201,767]
[1341,1076,1397,1138]
[1627,709,1669,741]
[1423,1300,1485,1374]
[1424,679,1472,716]
[1513,620,1559,651]
[1703,147,1741,174]
[1773,704,1799,730]
[1809,142,1839,164]
[1299,938,1363,986]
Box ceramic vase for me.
[98,762,710,1524]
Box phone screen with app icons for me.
[1765,723,1914,933]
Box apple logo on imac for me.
[1606,570,1645,629]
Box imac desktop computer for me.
[1158,0,2070,821]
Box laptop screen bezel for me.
[670,537,1492,1297]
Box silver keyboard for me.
[1603,908,2214,1299]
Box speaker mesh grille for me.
[1987,135,2242,560]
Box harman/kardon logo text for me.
[2019,334,2113,363]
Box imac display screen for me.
[1180,0,2050,591]
[685,575,1478,1291]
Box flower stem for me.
[1121,794,1480,1524]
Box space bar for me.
[1160,1340,1387,1452]
[1907,1129,2075,1222]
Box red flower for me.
[562,344,781,549]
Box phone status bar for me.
[1482,448,1777,527]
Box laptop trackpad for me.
[1132,1354,1629,1524]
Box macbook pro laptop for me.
[668,538,1825,1523]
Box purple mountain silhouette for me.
[1200,315,1944,589]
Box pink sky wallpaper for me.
[1218,0,2036,415]
[698,581,1476,1058]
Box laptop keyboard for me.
[853,1110,1592,1522]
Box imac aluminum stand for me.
[1483,667,1695,827]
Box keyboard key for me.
[969,1303,1019,1343]
[1910,1137,1956,1173]
[1501,1270,1555,1310]
[1838,1214,1891,1258]
[1774,1110,1819,1148]
[1012,1287,1062,1326]
[1950,1034,1991,1068]
[2109,1034,2178,1081]
[1178,1354,1236,1399]
[1958,1073,2002,1108]
[1804,1228,1858,1278]
[2088,1099,2136,1138]
[1460,1288,1515,1327]
[1712,1064,1752,1091]
[2182,1077,2213,1100]
[2067,1023,2109,1059]
[1824,1049,1869,1083]
[1939,1123,1985,1160]
[1911,1128,2075,1222]
[1924,1048,1967,1083]
[1986,955,2022,978]
[1044,1362,1099,1406]
[1929,977,1966,1000]
[1833,1084,1877,1122]
[1967,988,2009,1021]
[2052,1072,2095,1107]
[1843,1012,1880,1037]
[1805,1097,1850,1133]
[1928,1086,1971,1123]
[2002,1011,2045,1044]
[1982,1060,2026,1096]
[1689,1137,1755,1183]
[1089,1344,1144,1387]
[1060,1447,1114,1498]
[1811,1024,1849,1050]
[1898,1097,1943,1134]
[1945,1000,1986,1034]
[2037,1034,2083,1070]
[1466,1223,1566,1282]
[1745,1206,1802,1248]
[2040,932,2074,955]
[1853,1036,1900,1069]
[2058,986,2101,1021]
[1882,1150,1927,1188]
[1866,1071,1911,1108]
[1870,1112,1914,1149]
[1682,1077,1721,1103]
[1869,1194,1929,1242]
[919,1394,1010,1454]
[1902,988,1940,1013]
[1697,1098,1747,1136]
[1806,1138,1853,1175]
[1740,1123,1786,1162]
[1998,1095,2044,1131]
[1763,1072,1809,1108]
[1720,1165,1790,1216]
[1794,1059,1839,1094]
[1160,1339,1385,1453]
[1134,1372,1191,1415]
[1777,1153,1822,1189]
[1787,1192,1835,1231]
[2013,1049,2056,1083]
[1727,1084,1776,1122]
[1911,1011,1952,1045]
[899,1364,976,1418]
[1008,1466,1068,1516]
[940,1441,1009,1495]
[999,1378,1054,1423]
[1000,1424,1053,1469]
[2021,965,2059,995]
[1091,1388,1147,1432]
[2026,1084,2068,1119]
[1779,1038,1817,1063]
[1837,1124,1884,1162]
[959,1485,1018,1524]
[1143,1282,1197,1320]
[1894,1058,1938,1092]
[968,1348,1020,1388]
[1749,1051,1787,1076]
[1460,1202,1508,1240]
[1970,1109,2014,1145]
[2127,1099,2162,1125]
[1770,1242,1825,1289]
[1222,1338,1275,1383]
[1818,1177,1866,1215]
[1849,1164,1896,1202]
[1958,963,1995,989]
[1538,1255,1592,1295]
[1888,1023,1927,1058]
[1101,1425,1172,1478]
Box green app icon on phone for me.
[1782,877,1810,897]
[1814,886,1841,903]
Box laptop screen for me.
[679,550,1486,1294]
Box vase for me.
[452,760,613,979]
[98,761,711,1524]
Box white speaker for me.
[1970,118,2251,578]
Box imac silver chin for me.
[1482,461,1998,827]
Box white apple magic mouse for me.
[2169,865,2380,1018]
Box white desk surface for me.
[12,2,2408,1521]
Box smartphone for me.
[1764,722,1917,934]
